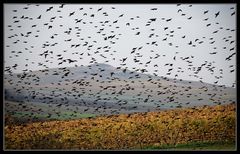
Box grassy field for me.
[143,140,236,150]
[5,100,96,124]
[4,103,236,150]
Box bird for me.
[110,72,114,77]
[122,57,127,63]
[135,32,140,35]
[149,18,156,22]
[37,15,41,19]
[46,6,53,12]
[97,7,103,11]
[225,52,236,61]
[119,14,124,17]
[69,11,75,16]
[215,11,220,18]
[166,18,172,22]
[230,47,235,51]
[209,52,217,55]
[151,8,157,10]
[231,12,235,16]
[59,4,64,8]
[204,10,209,14]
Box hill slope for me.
[4,63,236,121]
[4,103,236,150]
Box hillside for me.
[4,103,236,150]
[4,63,236,122]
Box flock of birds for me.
[4,4,236,122]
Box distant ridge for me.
[4,63,231,88]
[4,63,236,118]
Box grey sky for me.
[4,4,236,87]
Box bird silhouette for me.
[46,6,53,12]
[215,11,220,18]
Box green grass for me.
[143,140,236,150]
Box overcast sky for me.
[4,3,236,87]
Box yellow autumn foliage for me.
[4,103,236,149]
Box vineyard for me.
[4,103,236,150]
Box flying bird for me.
[166,18,172,22]
[231,12,235,16]
[69,11,75,16]
[215,11,220,18]
[204,10,209,14]
[37,15,41,19]
[46,6,53,12]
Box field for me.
[4,103,236,150]
[144,140,235,150]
